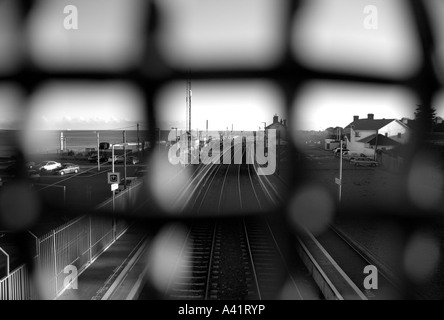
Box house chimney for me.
[353,115,359,121]
[368,113,374,120]
[273,114,278,124]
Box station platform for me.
[57,223,149,300]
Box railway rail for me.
[162,217,306,300]
[109,143,417,300]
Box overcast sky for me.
[156,80,285,132]
[25,81,146,131]
[293,81,420,131]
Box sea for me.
[0,129,173,156]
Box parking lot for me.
[35,162,142,205]
[300,146,407,210]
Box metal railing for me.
[0,181,144,300]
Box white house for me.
[344,114,410,156]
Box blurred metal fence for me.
[0,264,38,300]
[0,184,142,299]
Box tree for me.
[414,104,437,132]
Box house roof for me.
[266,122,286,130]
[357,133,401,146]
[345,119,395,131]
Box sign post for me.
[107,172,120,184]
[108,172,120,213]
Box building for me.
[324,138,340,151]
[265,114,288,140]
[344,113,410,156]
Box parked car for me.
[36,160,62,173]
[333,148,349,156]
[108,155,139,164]
[342,151,361,161]
[127,156,139,165]
[88,154,107,163]
[108,155,124,164]
[54,163,80,175]
[350,157,378,167]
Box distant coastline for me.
[0,129,180,157]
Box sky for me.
[25,81,146,131]
[292,81,420,131]
[1,81,443,133]
[156,80,285,132]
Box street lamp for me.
[262,122,267,152]
[96,131,100,172]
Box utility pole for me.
[186,76,192,164]
[338,141,343,203]
[137,123,140,155]
[374,130,379,161]
[262,122,267,152]
[97,131,100,172]
[123,130,127,189]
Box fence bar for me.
[0,246,9,278]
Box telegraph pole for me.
[137,123,140,155]
[97,131,100,172]
[186,77,192,164]
[123,130,127,189]
[338,141,343,203]
[374,130,379,161]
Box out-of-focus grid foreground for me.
[0,0,443,299]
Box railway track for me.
[163,217,305,300]
[148,141,412,300]
[143,142,316,300]
[252,161,412,299]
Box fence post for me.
[0,246,9,277]
[28,230,39,259]
[0,246,10,299]
[52,230,58,296]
